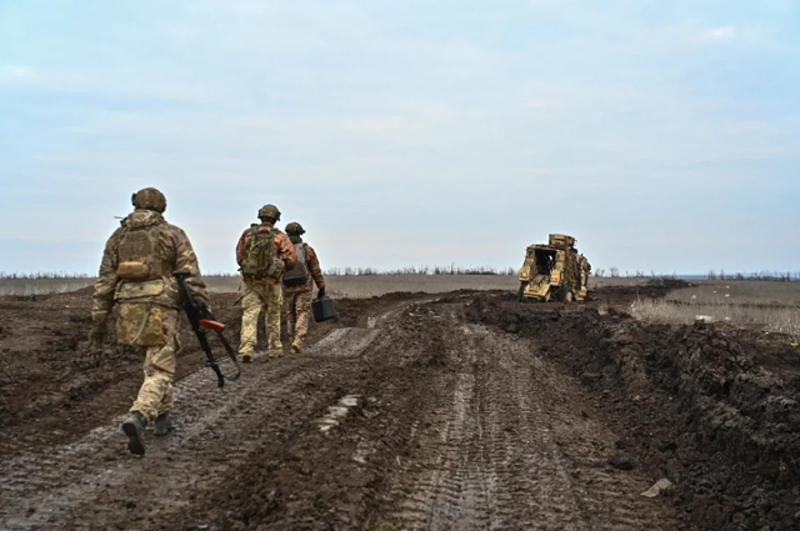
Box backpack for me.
[282,243,309,287]
[115,216,165,281]
[240,225,283,279]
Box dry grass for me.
[195,274,520,299]
[0,273,716,298]
[630,298,800,336]
[668,281,800,307]
[0,274,521,298]
[0,278,98,296]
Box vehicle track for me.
[374,303,678,530]
[1,295,681,530]
[0,302,408,530]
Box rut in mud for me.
[1,287,799,530]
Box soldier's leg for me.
[266,283,283,357]
[130,309,179,421]
[238,286,264,357]
[281,289,296,341]
[291,290,313,354]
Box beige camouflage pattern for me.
[282,289,312,349]
[130,306,180,420]
[579,254,591,296]
[235,222,297,284]
[117,302,171,346]
[239,281,284,357]
[92,209,208,321]
[282,241,325,352]
[133,187,167,213]
[91,207,207,421]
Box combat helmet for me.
[285,222,305,236]
[258,204,281,221]
[131,187,167,213]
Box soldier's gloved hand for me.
[196,298,212,316]
[88,320,108,347]
[317,287,326,299]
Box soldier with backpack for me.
[235,204,297,363]
[281,222,326,354]
[88,187,209,455]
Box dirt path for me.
[0,295,676,530]
[0,298,409,530]
[371,304,674,530]
[1,288,798,529]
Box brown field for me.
[668,279,800,306]
[2,282,799,529]
[0,274,674,297]
[0,274,520,298]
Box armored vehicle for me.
[517,234,590,302]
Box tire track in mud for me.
[0,303,405,530]
[375,303,678,530]
[2,295,682,530]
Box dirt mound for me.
[466,294,800,530]
[645,278,693,289]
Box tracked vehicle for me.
[517,234,590,302]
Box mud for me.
[0,285,798,530]
[467,296,800,530]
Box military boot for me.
[240,353,253,364]
[290,338,303,354]
[269,343,284,359]
[154,413,173,437]
[121,411,148,456]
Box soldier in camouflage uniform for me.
[579,254,591,294]
[281,222,326,354]
[235,204,297,363]
[88,187,209,456]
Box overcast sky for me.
[1,0,798,275]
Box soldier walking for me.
[235,204,297,363]
[88,187,209,456]
[281,222,326,354]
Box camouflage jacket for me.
[91,210,208,321]
[283,242,326,294]
[235,223,297,284]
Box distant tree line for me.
[593,268,677,279]
[707,270,800,282]
[323,265,518,276]
[591,268,800,282]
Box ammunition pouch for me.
[115,278,165,301]
[117,261,152,281]
[117,303,167,346]
[267,257,285,279]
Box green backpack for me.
[240,225,284,279]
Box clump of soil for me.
[466,294,800,530]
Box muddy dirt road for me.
[1,287,799,530]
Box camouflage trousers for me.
[125,306,180,421]
[282,288,313,343]
[239,281,283,357]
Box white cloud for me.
[706,25,738,43]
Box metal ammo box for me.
[312,295,336,322]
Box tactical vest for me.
[282,243,309,287]
[240,225,284,279]
[116,219,171,281]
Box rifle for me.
[174,270,241,387]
